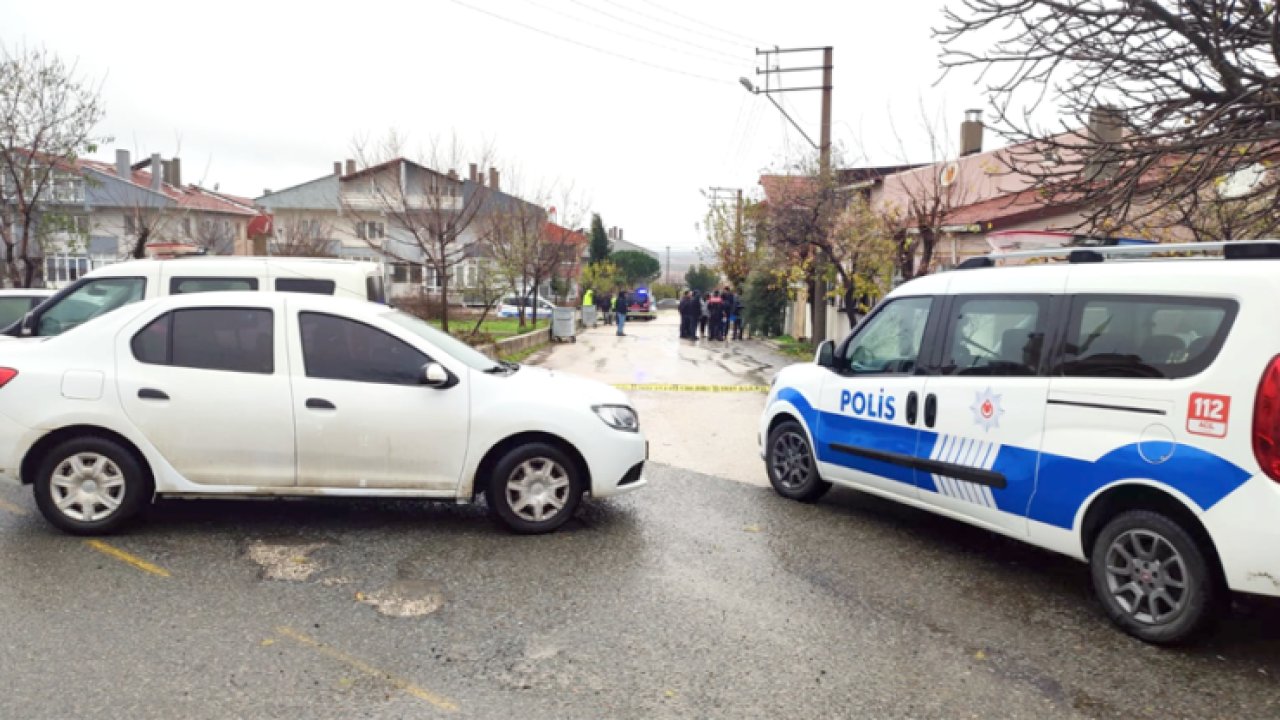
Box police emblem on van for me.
[971,388,1004,431]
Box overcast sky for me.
[2,0,993,252]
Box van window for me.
[170,277,259,294]
[1057,295,1237,379]
[942,295,1049,376]
[133,308,274,374]
[842,296,932,375]
[37,277,147,336]
[0,297,36,328]
[275,278,336,295]
[366,275,387,304]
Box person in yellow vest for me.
[582,288,594,327]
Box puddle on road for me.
[245,540,328,582]
[357,579,446,618]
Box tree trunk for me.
[132,228,150,260]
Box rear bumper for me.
[0,412,35,486]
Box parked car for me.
[762,240,1280,644]
[1,257,387,340]
[0,289,54,330]
[0,292,646,535]
[495,294,556,319]
[626,287,656,320]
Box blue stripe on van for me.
[774,388,1252,529]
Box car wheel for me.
[34,437,152,535]
[487,442,584,534]
[1090,510,1220,645]
[766,420,831,502]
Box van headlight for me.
[593,404,640,432]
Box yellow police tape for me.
[612,383,770,393]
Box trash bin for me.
[582,305,597,327]
[552,306,577,343]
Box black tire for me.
[1090,510,1221,645]
[33,436,152,536]
[487,442,584,534]
[766,420,831,502]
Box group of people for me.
[584,287,631,336]
[679,287,742,341]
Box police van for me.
[760,241,1280,644]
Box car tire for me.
[33,437,152,536]
[487,442,584,534]
[766,420,831,502]
[1089,510,1221,645]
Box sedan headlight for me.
[593,404,640,432]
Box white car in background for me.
[0,289,54,330]
[495,295,557,319]
[0,292,646,535]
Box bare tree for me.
[938,0,1280,237]
[0,44,106,287]
[347,132,494,332]
[272,214,336,257]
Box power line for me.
[521,0,747,69]
[448,0,729,84]
[567,0,746,62]
[638,0,768,48]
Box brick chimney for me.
[447,169,459,180]
[960,109,984,156]
[150,153,163,190]
[488,167,499,191]
[469,163,478,182]
[115,149,131,179]
[345,159,356,176]
[170,157,182,187]
[333,161,342,176]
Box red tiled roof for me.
[77,158,258,216]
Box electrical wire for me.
[447,0,729,84]
[521,0,747,69]
[566,0,746,62]
[638,0,768,47]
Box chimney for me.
[1088,105,1124,145]
[960,109,984,156]
[447,169,459,180]
[488,167,500,191]
[469,163,478,182]
[333,161,342,176]
[115,149,131,179]
[162,160,173,186]
[170,157,182,187]
[150,153,163,190]
[263,188,272,196]
[345,159,356,176]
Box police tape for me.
[612,383,770,393]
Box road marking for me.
[275,626,458,712]
[613,383,769,393]
[83,539,171,578]
[0,498,28,515]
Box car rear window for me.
[1056,295,1237,379]
[132,308,274,374]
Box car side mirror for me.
[422,362,451,388]
[815,339,836,368]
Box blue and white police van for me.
[760,241,1280,644]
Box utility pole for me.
[665,245,671,284]
[740,46,834,345]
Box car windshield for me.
[37,277,147,336]
[383,310,500,372]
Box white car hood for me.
[500,365,630,407]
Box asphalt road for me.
[0,313,1277,719]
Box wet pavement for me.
[533,310,795,487]
[1,311,1278,718]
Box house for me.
[256,159,542,301]
[0,148,261,288]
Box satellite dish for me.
[939,162,960,187]
[1217,163,1268,199]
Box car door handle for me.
[306,398,336,410]
[924,393,937,428]
[138,388,169,401]
[906,391,919,425]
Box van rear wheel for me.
[1090,510,1220,645]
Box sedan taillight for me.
[0,368,16,389]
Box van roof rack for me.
[957,240,1280,269]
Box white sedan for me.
[0,292,647,534]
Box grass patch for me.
[431,317,549,342]
[501,341,550,365]
[775,334,815,361]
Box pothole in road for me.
[244,540,328,582]
[357,579,446,618]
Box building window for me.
[124,214,136,236]
[182,218,192,237]
[355,221,385,240]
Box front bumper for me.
[586,431,648,498]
